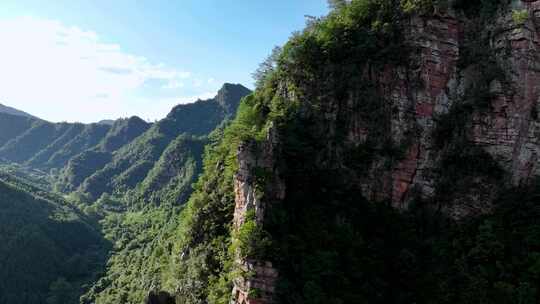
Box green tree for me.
[252,46,282,88]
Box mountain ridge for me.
[0,103,38,119]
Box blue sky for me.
[0,1,328,122]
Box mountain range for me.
[0,83,251,304]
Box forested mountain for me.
[76,83,250,201]
[127,1,539,304]
[57,116,152,192]
[0,114,150,172]
[79,85,251,304]
[0,83,251,304]
[0,173,109,304]
[2,1,540,304]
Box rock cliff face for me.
[230,1,540,303]
[231,127,284,304]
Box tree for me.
[327,0,348,10]
[252,46,282,88]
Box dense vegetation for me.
[0,174,109,304]
[78,84,250,201]
[77,86,250,304]
[57,117,151,192]
[151,1,540,303]
[0,83,250,304]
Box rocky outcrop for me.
[350,2,539,217]
[472,0,540,185]
[351,10,461,209]
[231,127,284,304]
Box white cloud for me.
[0,17,214,123]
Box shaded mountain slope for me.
[0,121,75,163]
[0,112,36,148]
[57,117,151,192]
[0,174,109,304]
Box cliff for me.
[228,1,540,303]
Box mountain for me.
[97,119,116,126]
[80,85,251,304]
[0,112,36,148]
[144,2,540,304]
[0,103,37,119]
[78,83,251,201]
[0,173,109,304]
[57,116,152,192]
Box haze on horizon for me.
[0,0,328,123]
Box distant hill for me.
[78,83,251,200]
[0,83,252,304]
[0,115,150,170]
[0,83,251,201]
[0,103,38,119]
[97,119,116,125]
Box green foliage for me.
[0,1,536,304]
[58,150,113,192]
[234,210,272,259]
[80,85,250,304]
[252,46,282,88]
[158,2,540,304]
[435,144,505,202]
[512,9,529,25]
[0,176,109,304]
[80,84,250,200]
[130,134,207,207]
[96,116,150,152]
[0,121,72,163]
[81,205,182,304]
[401,0,435,14]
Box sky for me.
[0,1,329,123]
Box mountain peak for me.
[215,83,252,113]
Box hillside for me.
[79,85,251,304]
[78,83,251,201]
[57,116,152,192]
[144,1,540,304]
[0,112,36,148]
[0,116,151,172]
[0,174,109,304]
